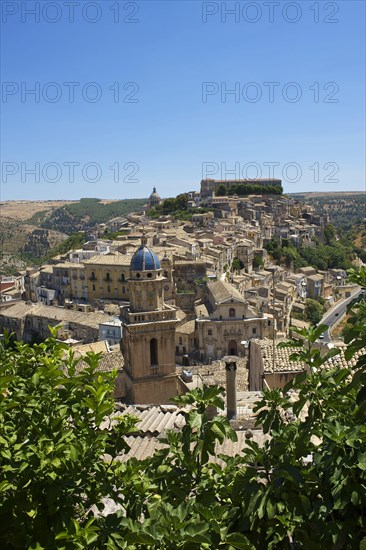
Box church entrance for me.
[228,340,237,355]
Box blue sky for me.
[1,0,365,200]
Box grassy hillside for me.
[40,198,147,234]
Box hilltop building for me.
[200,178,282,199]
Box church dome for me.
[149,186,161,200]
[130,244,161,271]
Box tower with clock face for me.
[160,253,175,302]
[121,236,180,404]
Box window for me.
[150,338,158,366]
[252,327,257,335]
[106,272,111,282]
[92,284,95,291]
[91,271,96,280]
[107,285,111,293]
[229,308,235,318]
[121,273,125,282]
[208,329,212,336]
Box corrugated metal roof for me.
[107,402,267,464]
[118,430,267,463]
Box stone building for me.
[191,212,214,227]
[99,317,123,346]
[121,237,180,404]
[196,280,267,361]
[175,319,197,361]
[0,302,108,343]
[84,254,130,303]
[307,274,324,300]
[68,264,88,302]
[236,239,255,273]
[200,178,282,199]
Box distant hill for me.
[291,192,366,230]
[0,219,68,272]
[38,198,147,234]
[0,198,147,272]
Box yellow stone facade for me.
[83,255,130,303]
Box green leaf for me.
[224,532,254,549]
[358,453,366,470]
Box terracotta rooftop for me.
[208,280,246,304]
[176,319,196,335]
[257,339,366,374]
[0,302,110,328]
[83,254,132,266]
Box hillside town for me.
[1,179,363,414]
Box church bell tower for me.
[121,236,179,404]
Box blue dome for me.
[130,245,161,271]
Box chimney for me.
[224,356,238,420]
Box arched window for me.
[150,338,158,366]
[229,308,235,318]
[106,272,111,282]
[121,273,125,282]
[91,271,96,280]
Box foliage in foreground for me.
[1,268,366,549]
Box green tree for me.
[216,184,227,196]
[0,328,137,549]
[304,297,324,325]
[231,257,243,273]
[252,254,264,270]
[324,223,337,245]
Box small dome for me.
[130,244,161,271]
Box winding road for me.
[320,287,364,342]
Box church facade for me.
[196,280,267,362]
